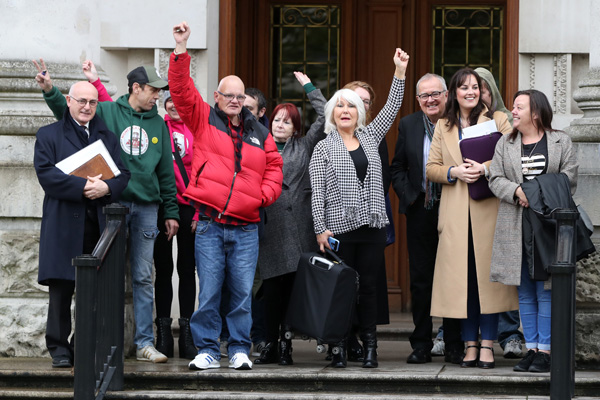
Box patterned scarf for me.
[423,114,441,210]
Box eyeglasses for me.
[217,91,246,102]
[70,96,98,107]
[416,91,446,101]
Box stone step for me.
[4,389,599,400]
[2,339,599,399]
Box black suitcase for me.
[284,249,359,345]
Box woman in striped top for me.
[489,89,578,373]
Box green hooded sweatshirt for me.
[43,86,179,221]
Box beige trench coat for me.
[426,110,519,318]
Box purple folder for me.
[459,131,502,200]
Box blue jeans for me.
[190,219,259,360]
[121,201,159,349]
[461,223,498,342]
[497,310,524,348]
[518,258,551,351]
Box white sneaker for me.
[251,341,266,357]
[136,345,168,363]
[503,338,524,359]
[189,353,220,370]
[431,337,445,356]
[229,352,253,370]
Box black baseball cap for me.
[127,66,169,90]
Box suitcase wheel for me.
[316,344,327,353]
[331,346,341,355]
[284,330,294,340]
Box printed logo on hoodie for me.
[120,126,149,155]
[172,131,188,158]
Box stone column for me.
[564,0,600,370]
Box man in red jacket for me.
[169,21,283,371]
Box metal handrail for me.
[72,203,128,400]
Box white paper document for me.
[56,139,121,177]
[461,120,499,140]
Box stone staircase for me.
[1,315,599,399]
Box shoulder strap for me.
[172,135,189,187]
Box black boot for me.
[330,340,347,368]
[279,339,294,365]
[347,334,364,362]
[254,342,278,364]
[155,317,174,358]
[178,318,197,360]
[361,332,378,368]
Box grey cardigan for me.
[488,130,578,285]
[256,89,327,280]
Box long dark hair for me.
[443,68,487,130]
[510,89,556,141]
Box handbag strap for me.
[172,136,189,187]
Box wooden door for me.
[222,0,518,312]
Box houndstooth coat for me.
[309,77,405,235]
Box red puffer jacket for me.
[168,52,283,223]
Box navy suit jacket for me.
[34,109,130,284]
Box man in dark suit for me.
[34,81,129,368]
[391,73,463,364]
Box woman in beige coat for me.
[426,68,518,369]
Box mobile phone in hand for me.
[328,237,339,252]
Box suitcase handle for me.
[309,256,335,270]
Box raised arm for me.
[82,60,112,102]
[367,48,409,144]
[294,72,326,147]
[33,58,67,120]
[169,21,210,135]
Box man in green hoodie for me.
[33,59,179,363]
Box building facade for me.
[0,0,598,366]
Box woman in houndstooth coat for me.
[309,48,409,369]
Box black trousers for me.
[46,279,76,359]
[335,226,386,337]
[262,271,296,342]
[406,194,461,352]
[154,204,197,318]
[46,205,99,360]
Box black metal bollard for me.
[548,209,579,400]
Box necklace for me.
[521,138,541,174]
